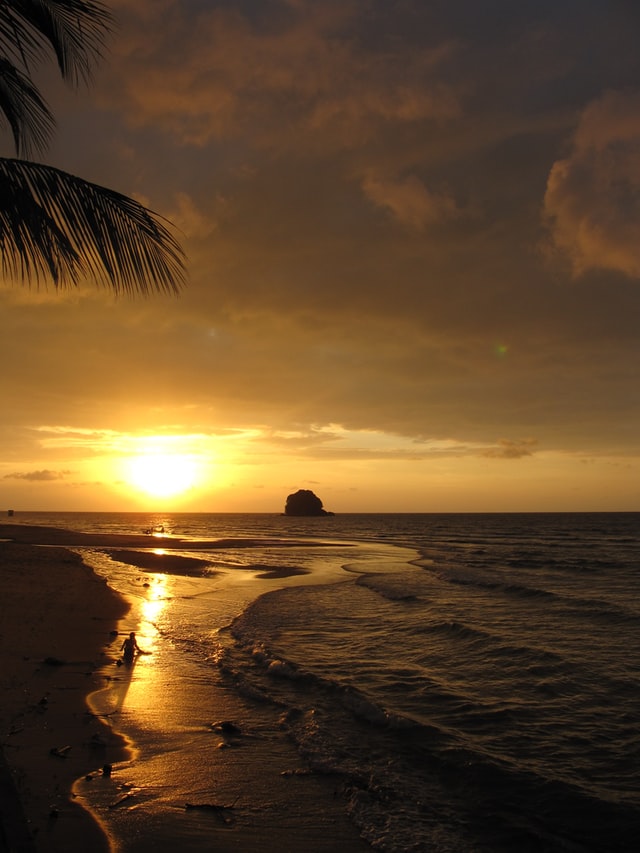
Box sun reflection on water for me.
[140,572,169,630]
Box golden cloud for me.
[362,173,461,229]
[544,90,640,279]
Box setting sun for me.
[126,452,199,498]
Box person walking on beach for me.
[121,631,141,664]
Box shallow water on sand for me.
[73,536,396,852]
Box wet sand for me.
[0,536,129,852]
[0,523,370,852]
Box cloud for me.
[170,193,219,240]
[362,173,462,229]
[544,90,640,279]
[4,469,71,481]
[482,439,538,459]
[102,0,461,152]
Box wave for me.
[355,573,421,601]
[218,614,640,852]
[422,565,639,626]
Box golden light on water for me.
[141,572,169,626]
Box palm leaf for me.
[0,158,186,294]
[0,1,113,85]
[0,58,55,156]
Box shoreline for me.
[0,531,130,852]
[0,522,342,551]
[0,523,373,853]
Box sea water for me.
[15,512,640,851]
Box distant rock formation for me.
[284,489,334,516]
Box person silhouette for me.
[121,631,141,664]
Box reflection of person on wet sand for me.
[121,631,142,664]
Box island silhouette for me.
[283,489,334,516]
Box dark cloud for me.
[4,470,71,482]
[482,439,538,460]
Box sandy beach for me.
[0,523,371,853]
[0,532,129,852]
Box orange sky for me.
[1,0,639,513]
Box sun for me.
[126,452,199,499]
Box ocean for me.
[13,511,640,852]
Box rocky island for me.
[284,489,334,516]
